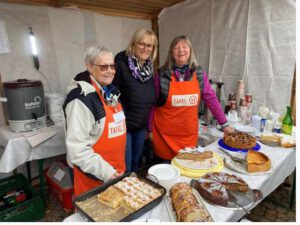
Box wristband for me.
[220,122,229,130]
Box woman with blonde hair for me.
[113,28,158,172]
[150,35,234,161]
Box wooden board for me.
[4,0,186,19]
[0,73,8,125]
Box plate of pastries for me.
[223,149,272,175]
[219,132,261,152]
[258,133,296,148]
[166,182,214,222]
[191,172,262,209]
[171,150,224,178]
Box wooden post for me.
[0,73,9,125]
[290,66,296,125]
[152,16,159,71]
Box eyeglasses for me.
[137,42,153,50]
[92,63,116,71]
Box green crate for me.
[0,174,45,222]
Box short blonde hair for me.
[126,28,158,62]
[162,35,198,71]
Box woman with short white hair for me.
[63,45,126,197]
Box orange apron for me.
[153,72,201,160]
[73,81,126,197]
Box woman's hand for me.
[223,126,235,134]
[147,131,153,141]
[110,171,124,179]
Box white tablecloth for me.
[0,125,66,173]
[64,139,295,222]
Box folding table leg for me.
[289,171,296,209]
[26,161,31,182]
[38,159,46,205]
[265,170,296,209]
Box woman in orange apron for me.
[151,36,234,161]
[63,46,126,197]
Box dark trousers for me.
[125,129,147,173]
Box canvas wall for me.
[0,2,150,126]
[158,0,295,116]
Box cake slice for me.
[97,186,125,208]
[179,205,212,222]
[247,150,271,173]
[176,151,213,161]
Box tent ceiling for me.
[2,0,186,19]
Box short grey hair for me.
[84,45,113,64]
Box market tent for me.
[0,0,295,126]
[158,0,295,115]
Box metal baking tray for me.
[74,172,166,222]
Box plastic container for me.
[0,174,45,221]
[45,93,64,123]
[45,162,74,210]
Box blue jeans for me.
[125,129,147,173]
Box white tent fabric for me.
[0,2,150,126]
[158,0,295,115]
[0,3,150,95]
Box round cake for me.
[194,172,249,206]
[223,132,256,149]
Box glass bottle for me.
[281,106,293,135]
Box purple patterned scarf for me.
[128,55,153,82]
[173,64,191,81]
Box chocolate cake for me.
[194,172,249,206]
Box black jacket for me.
[113,51,155,132]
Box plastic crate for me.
[45,162,74,210]
[0,174,45,222]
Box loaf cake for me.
[223,132,256,149]
[261,133,281,144]
[170,182,213,222]
[176,151,213,161]
[194,172,248,206]
[247,150,271,173]
[260,133,295,148]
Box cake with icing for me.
[194,172,248,206]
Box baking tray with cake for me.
[219,132,261,153]
[74,172,166,222]
[165,182,214,222]
[191,172,263,211]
